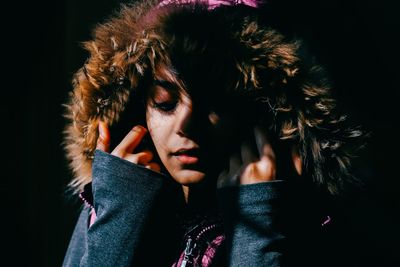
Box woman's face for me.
[145,80,230,185]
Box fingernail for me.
[132,125,147,133]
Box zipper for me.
[179,222,220,267]
[79,192,94,209]
[195,223,218,241]
[180,237,196,267]
[79,182,94,209]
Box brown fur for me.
[63,0,364,194]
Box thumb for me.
[292,145,302,176]
[96,121,110,152]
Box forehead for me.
[151,60,233,103]
[153,63,184,90]
[150,63,252,116]
[149,63,187,99]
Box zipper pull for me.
[180,237,196,267]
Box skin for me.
[96,82,302,202]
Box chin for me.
[171,169,207,185]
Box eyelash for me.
[152,101,178,113]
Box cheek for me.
[146,110,173,156]
[147,112,161,138]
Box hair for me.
[63,0,365,194]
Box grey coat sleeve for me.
[62,206,90,267]
[63,149,166,267]
[218,181,287,267]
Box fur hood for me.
[63,0,363,194]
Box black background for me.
[2,0,399,266]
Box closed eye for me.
[152,101,178,112]
[149,81,179,113]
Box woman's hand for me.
[217,126,302,187]
[96,121,161,172]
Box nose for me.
[176,97,195,137]
[176,94,217,138]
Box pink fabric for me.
[89,208,97,227]
[201,235,225,266]
[158,0,263,10]
[172,234,225,267]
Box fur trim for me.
[63,0,364,194]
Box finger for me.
[292,145,302,175]
[240,163,257,184]
[217,169,230,188]
[254,125,267,156]
[137,150,154,164]
[113,125,147,155]
[254,126,275,160]
[217,150,242,187]
[229,151,242,176]
[96,121,110,152]
[144,162,161,172]
[240,137,258,164]
[125,151,154,165]
[240,157,276,184]
[257,156,276,180]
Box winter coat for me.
[63,0,363,195]
[62,150,296,266]
[62,0,364,266]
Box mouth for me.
[171,148,200,164]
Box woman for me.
[62,0,363,266]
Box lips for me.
[172,148,200,164]
[172,148,199,156]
